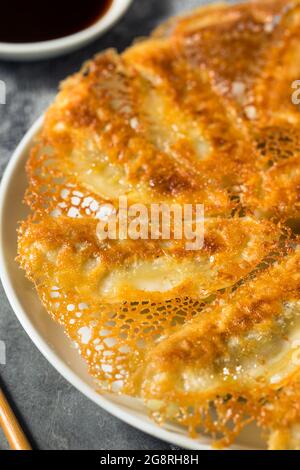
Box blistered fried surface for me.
[18,0,300,450]
[140,246,300,447]
[18,215,280,394]
[19,215,280,300]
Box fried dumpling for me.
[17,0,300,450]
[140,245,300,448]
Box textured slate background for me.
[0,0,231,450]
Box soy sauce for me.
[0,0,113,43]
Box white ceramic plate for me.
[0,0,133,61]
[0,116,265,450]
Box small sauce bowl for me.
[0,0,133,61]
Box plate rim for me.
[0,115,253,451]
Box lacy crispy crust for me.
[18,0,300,449]
[140,245,300,448]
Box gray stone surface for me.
[0,0,233,450]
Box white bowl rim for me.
[0,115,255,450]
[0,0,133,57]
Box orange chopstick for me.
[0,387,32,450]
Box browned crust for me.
[17,0,300,449]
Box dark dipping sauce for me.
[0,0,113,43]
